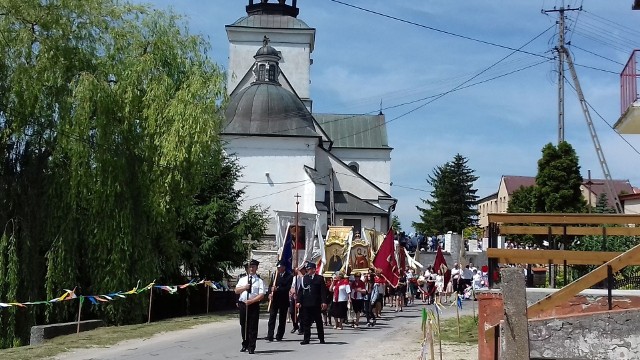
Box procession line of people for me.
[235,259,398,354]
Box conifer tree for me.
[414,154,478,234]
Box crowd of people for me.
[234,258,490,354]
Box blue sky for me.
[138,0,640,231]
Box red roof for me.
[502,175,634,208]
[502,175,536,195]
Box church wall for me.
[336,215,384,233]
[223,136,319,234]
[329,148,391,194]
[331,159,387,201]
[227,29,313,99]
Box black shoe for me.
[297,331,303,335]
[240,347,247,352]
[248,349,255,354]
[300,341,309,345]
[266,337,273,342]
[320,340,326,344]
[275,338,283,341]
[290,328,298,334]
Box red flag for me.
[433,246,450,287]
[373,229,399,287]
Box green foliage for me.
[508,186,539,213]
[414,154,479,235]
[176,148,270,280]
[536,142,586,213]
[462,226,483,240]
[0,0,242,345]
[573,234,640,279]
[594,193,615,214]
[392,215,402,231]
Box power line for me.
[328,0,552,60]
[564,76,640,160]
[570,44,624,66]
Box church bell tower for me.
[226,0,316,109]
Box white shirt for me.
[451,268,461,280]
[472,273,483,289]
[235,274,265,303]
[336,282,351,302]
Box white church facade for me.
[221,1,396,252]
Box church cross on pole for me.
[294,193,301,269]
[242,234,257,268]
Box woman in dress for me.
[435,269,445,304]
[395,270,407,312]
[329,272,350,330]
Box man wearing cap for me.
[265,260,293,341]
[234,259,265,354]
[296,261,327,345]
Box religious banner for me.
[348,230,371,273]
[275,211,319,266]
[324,226,352,276]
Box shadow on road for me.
[254,349,295,354]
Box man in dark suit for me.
[296,262,327,345]
[266,260,294,341]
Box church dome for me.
[255,44,279,58]
[223,83,318,137]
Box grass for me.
[437,315,478,344]
[0,312,236,360]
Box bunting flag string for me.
[0,278,215,309]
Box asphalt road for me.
[57,300,476,360]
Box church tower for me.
[226,0,316,109]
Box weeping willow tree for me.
[0,0,241,345]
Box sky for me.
[137,0,640,232]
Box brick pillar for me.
[477,292,504,360]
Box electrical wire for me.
[328,0,552,61]
[563,76,640,159]
[570,44,625,66]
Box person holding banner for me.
[234,259,265,354]
[266,260,293,342]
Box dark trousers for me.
[267,300,288,339]
[364,299,376,323]
[300,306,324,342]
[238,302,260,350]
[290,298,299,330]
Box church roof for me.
[224,83,319,137]
[230,15,310,29]
[322,191,388,215]
[313,113,390,149]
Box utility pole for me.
[543,4,581,144]
[562,46,624,213]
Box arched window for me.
[258,64,266,81]
[348,162,359,173]
[268,64,276,81]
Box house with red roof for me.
[477,175,636,229]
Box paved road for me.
[57,301,476,360]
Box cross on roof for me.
[263,36,270,46]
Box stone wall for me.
[529,309,640,359]
[477,289,640,360]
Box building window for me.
[348,162,359,173]
[258,64,266,81]
[268,64,276,81]
[343,218,362,231]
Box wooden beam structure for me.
[486,248,640,266]
[528,242,640,316]
[499,225,640,236]
[488,213,640,225]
